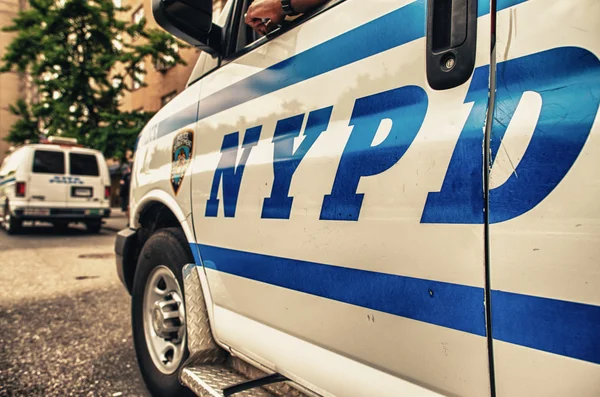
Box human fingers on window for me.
[246,0,283,24]
[246,17,266,34]
[264,20,279,33]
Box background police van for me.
[0,137,111,234]
[115,0,600,396]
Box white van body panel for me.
[0,147,28,206]
[65,147,112,209]
[26,147,69,207]
[126,0,600,395]
[489,1,600,396]
[129,79,203,242]
[189,0,493,395]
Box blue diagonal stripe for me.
[196,243,487,336]
[492,290,600,364]
[151,0,527,142]
[0,177,16,187]
[193,243,600,365]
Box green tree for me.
[6,99,40,145]
[0,0,187,159]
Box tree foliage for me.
[1,0,187,159]
[6,99,40,145]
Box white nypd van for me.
[115,0,600,396]
[0,137,111,234]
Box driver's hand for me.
[245,0,285,35]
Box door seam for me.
[483,0,497,395]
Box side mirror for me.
[152,0,222,56]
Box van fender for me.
[133,188,195,244]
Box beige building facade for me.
[118,0,225,114]
[0,0,26,164]
[0,0,225,164]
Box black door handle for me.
[426,0,478,90]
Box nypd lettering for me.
[321,86,427,221]
[204,47,600,224]
[49,176,84,184]
[262,107,333,220]
[205,126,261,217]
[422,47,599,224]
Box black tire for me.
[132,228,195,397]
[3,203,22,235]
[53,221,70,233]
[86,221,102,234]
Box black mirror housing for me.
[153,0,222,56]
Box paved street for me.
[0,214,149,397]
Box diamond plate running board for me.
[181,365,277,397]
[181,264,311,397]
[182,263,226,365]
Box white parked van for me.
[116,0,600,396]
[0,138,111,234]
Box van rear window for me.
[69,153,99,176]
[33,150,65,174]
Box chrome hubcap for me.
[143,266,186,374]
[151,291,184,341]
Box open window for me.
[227,0,341,56]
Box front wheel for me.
[86,221,102,234]
[132,228,194,397]
[53,221,70,233]
[3,204,22,235]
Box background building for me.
[118,0,225,114]
[108,0,225,207]
[0,0,226,164]
[0,0,26,164]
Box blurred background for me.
[0,1,224,396]
[0,0,225,207]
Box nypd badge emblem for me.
[171,130,194,195]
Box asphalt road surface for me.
[0,221,149,397]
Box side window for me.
[187,0,339,85]
[186,0,234,85]
[33,150,65,174]
[234,0,262,51]
[232,0,338,53]
[69,153,100,176]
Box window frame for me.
[132,61,146,91]
[223,0,346,62]
[32,150,66,175]
[69,152,100,177]
[187,0,345,88]
[132,5,145,24]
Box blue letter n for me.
[205,126,262,217]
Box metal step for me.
[180,264,310,397]
[181,364,277,397]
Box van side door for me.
[29,149,69,208]
[488,1,600,395]
[66,151,105,210]
[191,0,496,395]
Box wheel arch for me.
[121,190,197,294]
